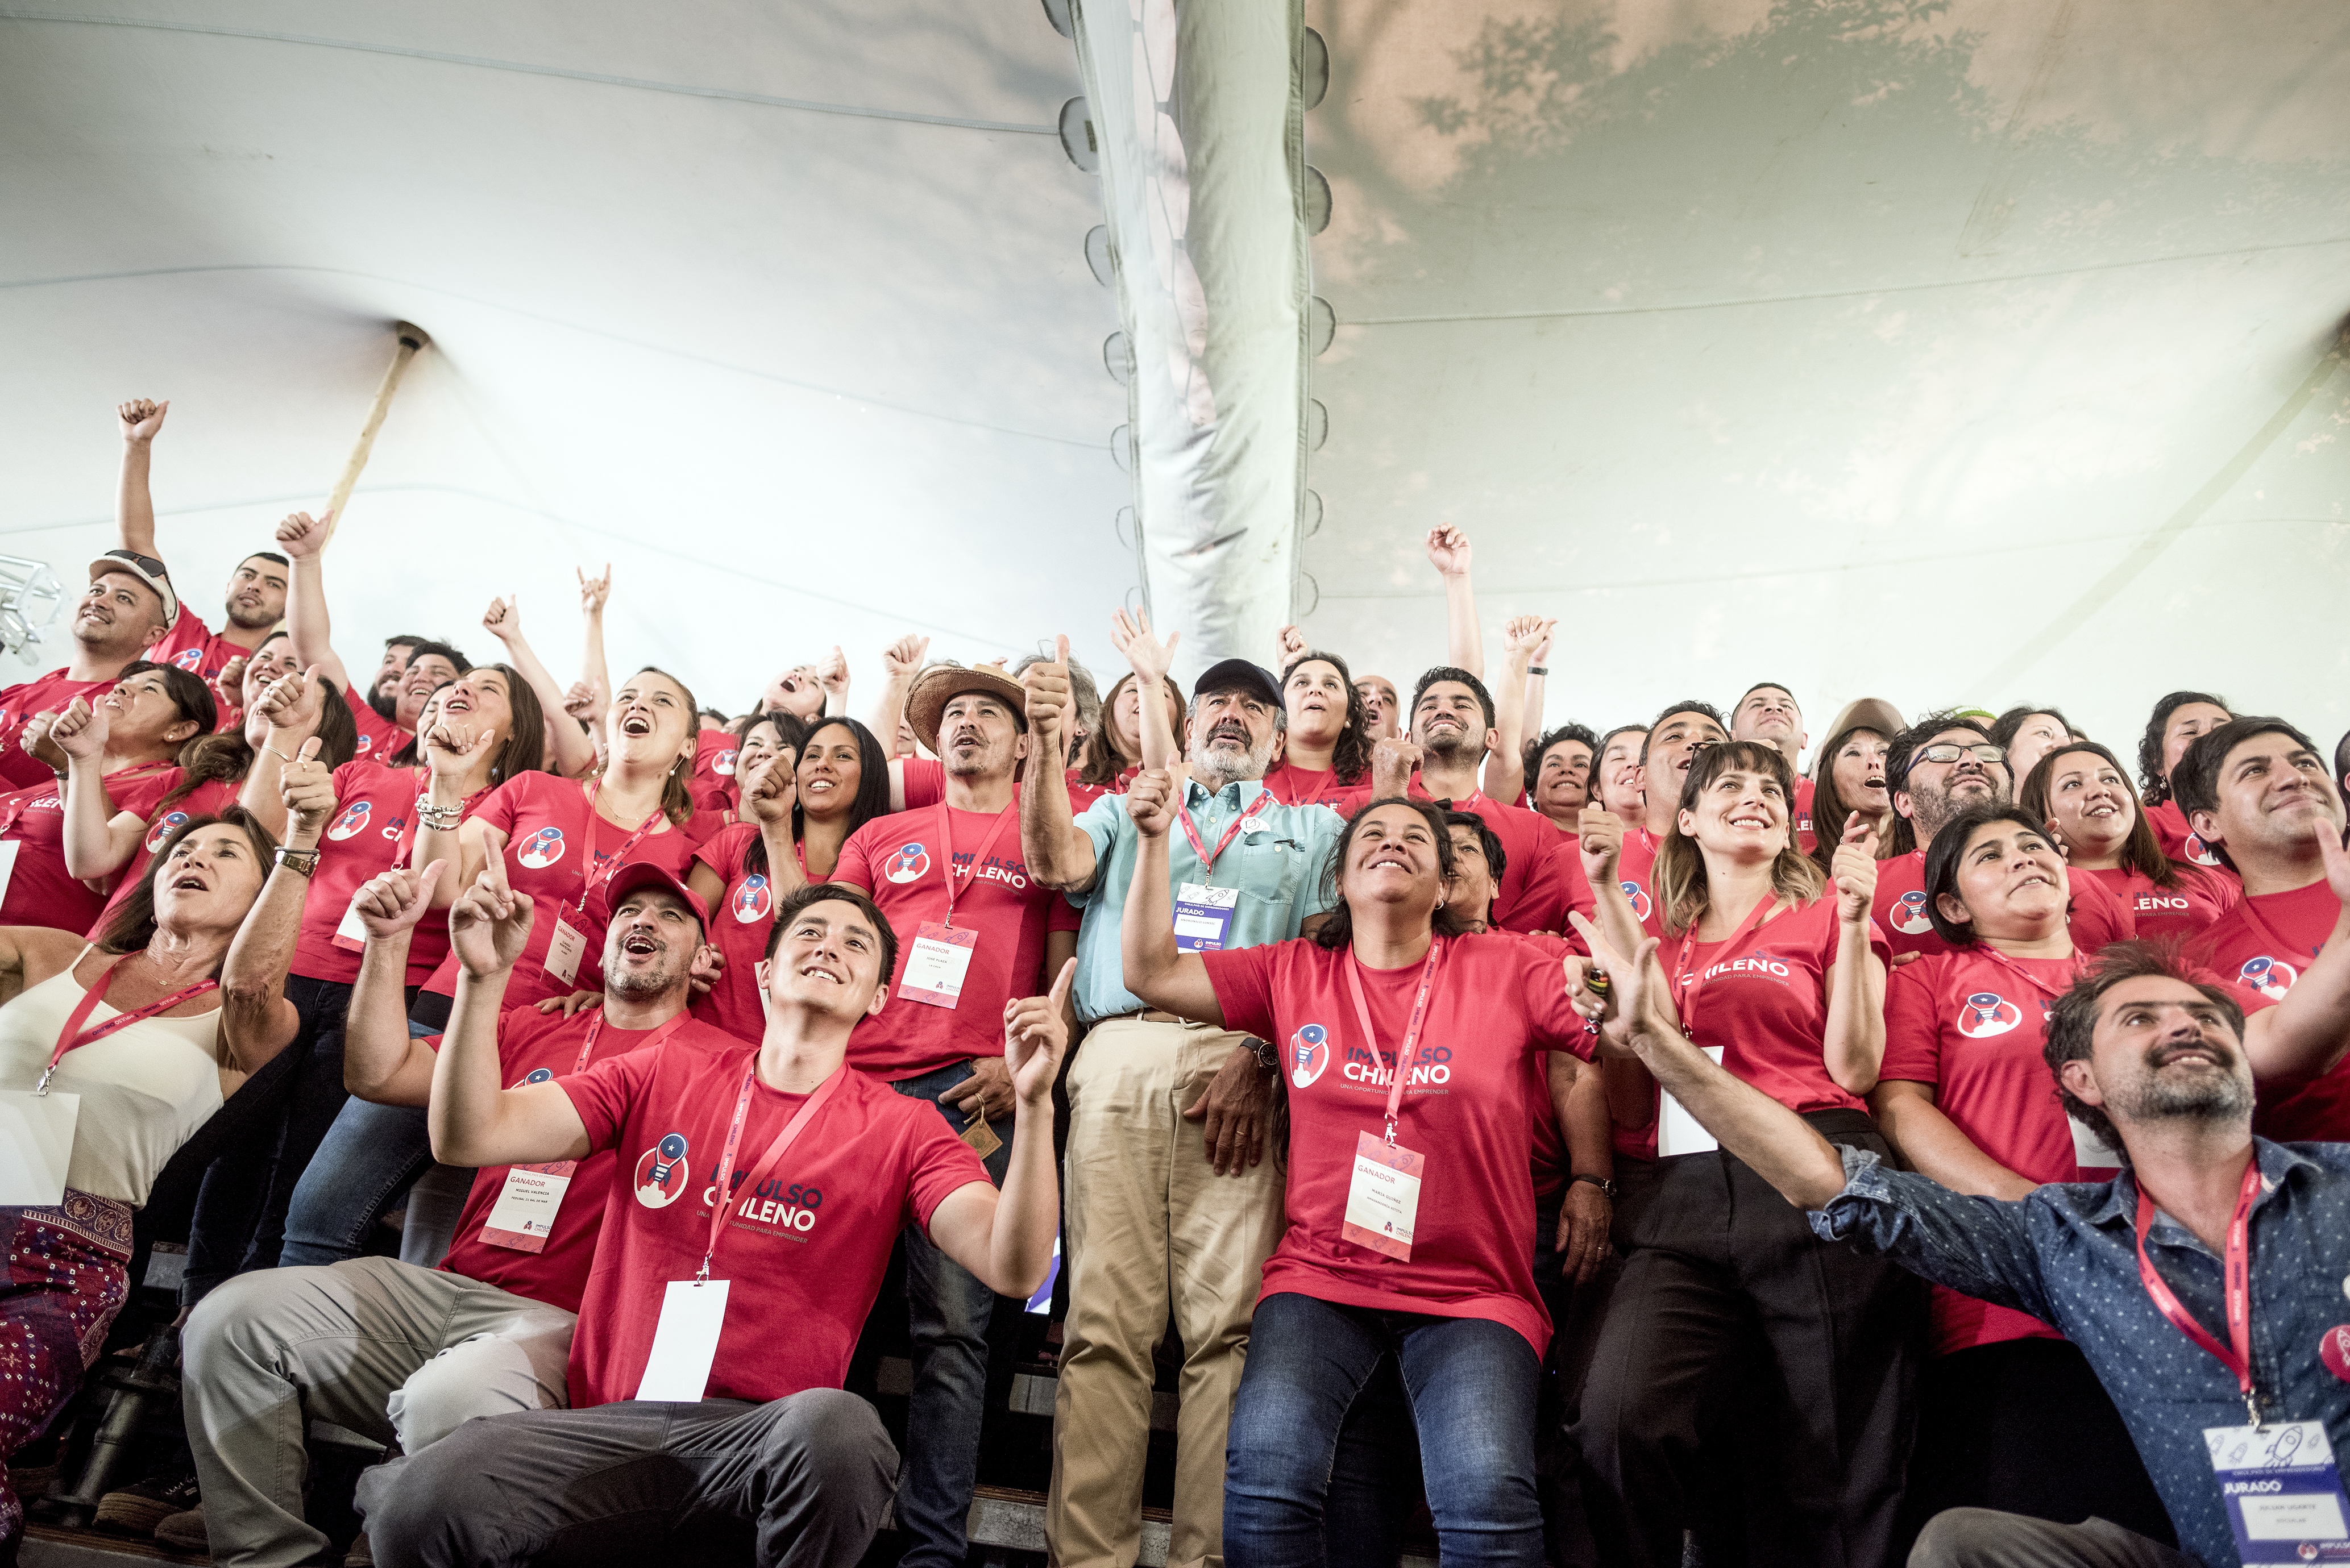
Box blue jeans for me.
[280,1015,466,1269]
[1226,1292,1544,1568]
[887,1059,1014,1568]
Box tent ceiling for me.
[3,0,2345,755]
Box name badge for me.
[478,1161,576,1253]
[544,916,587,987]
[331,892,369,953]
[1174,882,1239,952]
[0,839,22,912]
[2204,1419,2350,1563]
[0,1088,78,1206]
[900,922,978,1009]
[2069,1112,2125,1170]
[1342,1130,1423,1261]
[1657,1047,1727,1157]
[637,1278,730,1401]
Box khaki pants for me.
[1047,1017,1285,1568]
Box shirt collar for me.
[1184,777,1268,814]
[2082,1136,2318,1231]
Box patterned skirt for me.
[1,1192,135,1548]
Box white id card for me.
[331,893,368,953]
[479,1161,575,1253]
[1174,883,1239,953]
[2204,1419,2350,1562]
[1656,1047,1727,1157]
[0,840,22,911]
[900,922,977,1009]
[0,1089,78,1206]
[544,916,587,987]
[637,1278,731,1401]
[1342,1131,1424,1261]
[2069,1112,2125,1170]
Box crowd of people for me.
[2,398,2348,1568]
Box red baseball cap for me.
[594,862,710,934]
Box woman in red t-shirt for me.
[1122,778,1585,1567]
[2021,740,2236,941]
[1259,649,1371,808]
[8,661,211,933]
[1069,669,1185,812]
[1575,739,1917,1568]
[687,740,806,1042]
[1869,801,2175,1547]
[2133,690,2233,867]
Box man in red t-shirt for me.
[2177,717,2350,1139]
[1730,682,1817,853]
[0,542,179,795]
[364,877,1068,1568]
[1355,672,1401,742]
[829,662,1060,1568]
[181,860,728,1567]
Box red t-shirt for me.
[435,1008,737,1312]
[901,757,946,809]
[2193,879,2344,1141]
[1613,829,1663,926]
[1260,761,1353,809]
[88,772,240,936]
[1203,933,1589,1353]
[421,774,709,1008]
[0,671,118,793]
[832,800,1056,1078]
[0,766,176,933]
[1066,763,1138,815]
[143,608,253,700]
[1793,775,1818,857]
[2073,863,2237,943]
[1331,780,1593,936]
[689,822,799,1045]
[558,1043,987,1407]
[290,762,484,987]
[1646,895,1888,1116]
[2143,798,2236,881]
[690,731,742,823]
[1872,847,2133,962]
[342,683,411,764]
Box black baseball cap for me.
[1193,659,1282,709]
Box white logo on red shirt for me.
[713,747,739,777]
[517,826,566,868]
[1955,991,2023,1038]
[353,733,375,757]
[1288,1024,1329,1088]
[634,1134,691,1207]
[1620,879,1652,922]
[733,874,771,924]
[2185,831,2222,868]
[2240,956,2297,1000]
[327,800,372,841]
[884,842,931,883]
[144,810,189,854]
[1892,890,1934,935]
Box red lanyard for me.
[2135,1155,2265,1426]
[1975,945,2083,1004]
[38,959,218,1093]
[1670,895,1778,1042]
[1177,787,1253,882]
[578,780,663,913]
[698,1062,846,1279]
[1342,938,1447,1143]
[938,803,1019,928]
[571,1010,688,1076]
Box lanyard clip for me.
[34,1066,55,1096]
[1384,1117,1398,1148]
[695,1256,713,1284]
[2245,1388,2264,1430]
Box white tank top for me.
[0,950,227,1206]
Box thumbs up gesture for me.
[1022,634,1074,751]
[281,736,338,843]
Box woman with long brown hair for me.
[2020,739,2236,940]
[1806,697,1904,878]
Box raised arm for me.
[1109,609,1184,773]
[1017,635,1099,893]
[1120,769,1225,1025]
[51,701,143,880]
[115,398,169,560]
[926,960,1075,1297]
[2243,830,2350,1083]
[864,634,929,767]
[574,564,612,732]
[239,664,329,842]
[274,511,355,699]
[740,754,806,895]
[343,863,449,1104]
[427,868,592,1167]
[217,738,325,1076]
[818,644,850,718]
[481,596,597,777]
[1821,813,1888,1095]
[1483,614,1552,804]
[1427,526,1482,680]
[413,718,501,910]
[1521,623,1552,766]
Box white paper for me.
[2068,1112,2125,1170]
[0,839,22,910]
[1345,1149,1421,1246]
[543,916,586,987]
[900,931,976,1008]
[636,1278,730,1401]
[1657,1047,1728,1158]
[333,895,368,949]
[481,1163,572,1249]
[0,1088,78,1205]
[1173,881,1239,951]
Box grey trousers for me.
[1909,1509,2193,1567]
[182,1255,576,1567]
[367,1390,898,1568]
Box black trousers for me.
[1899,1337,2175,1553]
[1572,1109,1925,1568]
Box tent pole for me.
[320,322,430,544]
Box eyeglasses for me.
[1916,743,2006,767]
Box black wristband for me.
[1568,1172,1617,1199]
[1527,665,1548,676]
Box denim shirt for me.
[1064,777,1343,1025]
[1814,1139,2350,1567]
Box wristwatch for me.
[1568,1173,1618,1200]
[275,846,321,878]
[1244,1037,1278,1074]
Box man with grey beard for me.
[1019,630,1344,1568]
[1579,924,2350,1568]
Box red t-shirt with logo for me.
[143,608,252,697]
[832,801,1054,1078]
[2143,798,2236,885]
[342,684,411,765]
[1872,847,2134,962]
[87,772,240,937]
[1260,761,1353,810]
[435,1008,737,1312]
[291,762,487,987]
[2073,863,2237,943]
[0,671,118,793]
[557,1042,987,1407]
[901,757,946,810]
[690,731,742,822]
[2193,879,2343,1141]
[1203,932,1590,1353]
[0,767,176,933]
[1331,781,1593,936]
[421,774,709,1009]
[1793,775,1818,857]
[690,822,799,1045]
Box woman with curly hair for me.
[1260,648,1373,807]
